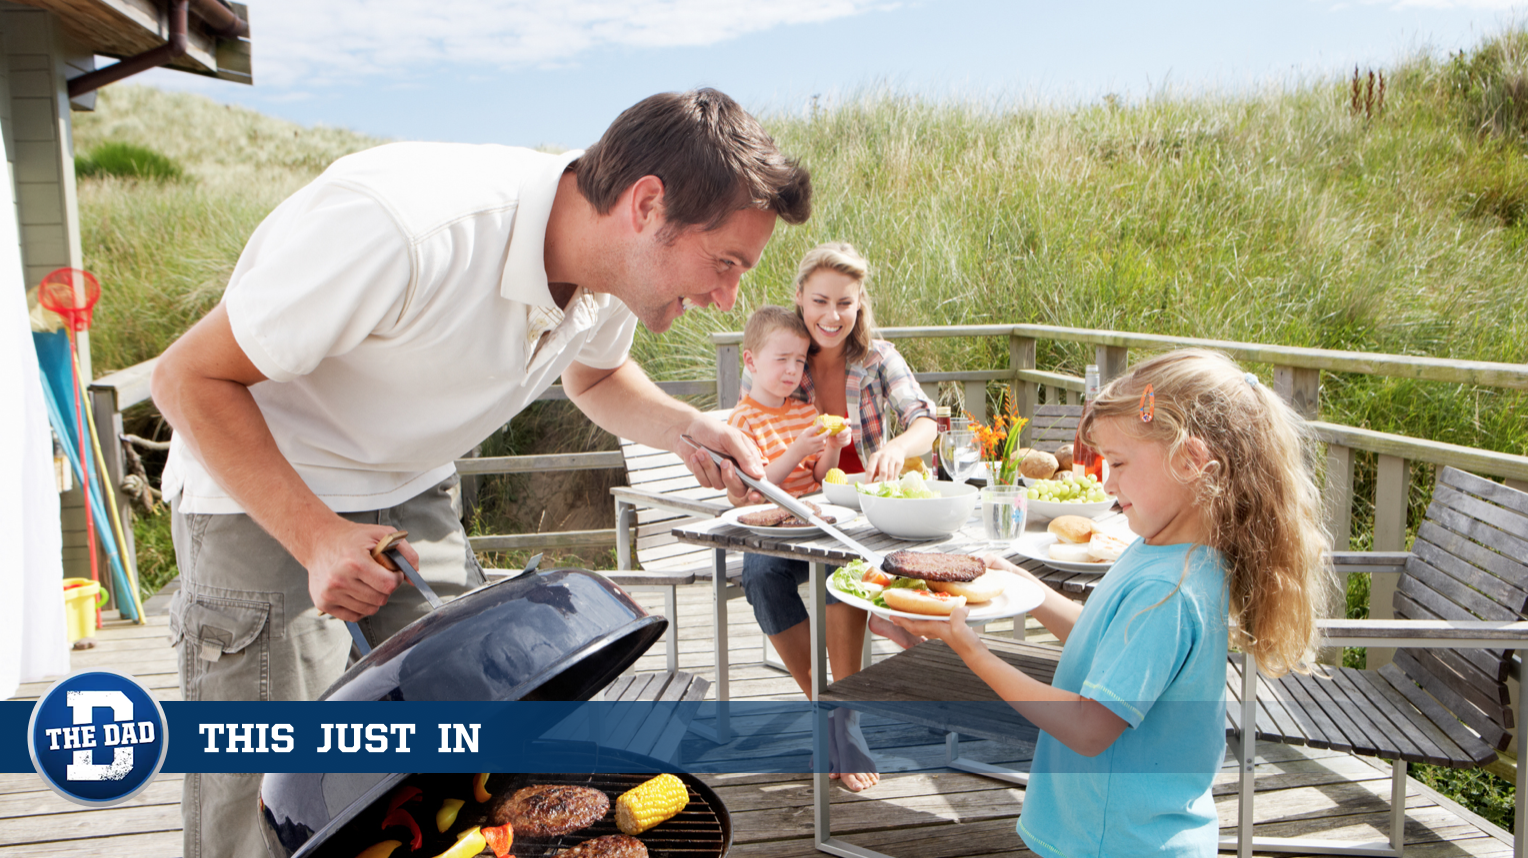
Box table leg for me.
[713,548,731,743]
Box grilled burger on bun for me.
[883,550,984,582]
[1047,515,1099,544]
[883,587,967,616]
[930,569,1010,604]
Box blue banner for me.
[4,698,1228,776]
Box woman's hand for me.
[864,440,908,482]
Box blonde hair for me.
[792,241,877,364]
[1079,349,1333,677]
[743,304,811,354]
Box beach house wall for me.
[2,0,250,591]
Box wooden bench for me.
[609,411,785,694]
[1026,402,1082,450]
[1230,466,1528,857]
[541,670,712,764]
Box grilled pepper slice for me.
[430,825,486,858]
[482,823,514,858]
[436,797,465,833]
[472,772,491,803]
[380,807,422,851]
[615,773,689,834]
[355,840,402,858]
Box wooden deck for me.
[3,579,1517,857]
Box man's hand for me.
[301,520,418,621]
[683,414,765,501]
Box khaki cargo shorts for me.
[168,475,486,858]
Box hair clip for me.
[1139,384,1155,422]
[1244,372,1259,387]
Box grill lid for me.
[260,569,669,857]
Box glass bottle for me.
[933,406,952,481]
[1073,364,1104,481]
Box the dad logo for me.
[28,671,167,806]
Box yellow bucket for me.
[63,578,104,643]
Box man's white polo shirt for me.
[162,143,639,514]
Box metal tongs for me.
[682,434,886,571]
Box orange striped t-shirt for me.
[728,395,823,497]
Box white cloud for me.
[239,0,891,88]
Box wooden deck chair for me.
[609,410,788,706]
[1228,467,1528,857]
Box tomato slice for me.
[861,570,892,587]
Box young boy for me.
[727,306,852,502]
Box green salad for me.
[829,560,925,608]
[855,470,939,500]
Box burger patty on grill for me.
[555,834,649,858]
[491,784,610,837]
[883,550,984,582]
[738,500,831,528]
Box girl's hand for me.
[891,603,980,650]
[826,427,854,450]
[981,553,1043,587]
[865,441,907,482]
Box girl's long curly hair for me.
[1079,349,1335,676]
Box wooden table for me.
[670,505,1118,858]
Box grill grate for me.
[316,769,729,858]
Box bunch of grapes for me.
[1026,473,1109,503]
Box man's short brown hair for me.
[743,305,811,355]
[575,88,812,235]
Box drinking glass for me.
[980,485,1028,550]
[940,430,980,485]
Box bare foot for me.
[829,709,880,792]
[868,613,923,650]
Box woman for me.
[733,241,939,791]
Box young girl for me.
[894,348,1331,857]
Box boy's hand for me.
[790,423,832,457]
[826,426,854,450]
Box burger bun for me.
[930,569,1010,604]
[1048,515,1099,544]
[883,587,966,616]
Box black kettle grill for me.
[258,566,730,858]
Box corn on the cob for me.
[823,468,848,485]
[614,773,689,835]
[814,414,848,436]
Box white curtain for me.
[0,148,70,699]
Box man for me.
[151,88,809,858]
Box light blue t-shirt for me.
[1017,541,1229,858]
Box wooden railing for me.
[91,324,1528,631]
[714,323,1528,671]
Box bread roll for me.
[1018,448,1059,480]
[1087,533,1131,562]
[930,570,1009,604]
[1053,443,1074,473]
[1047,542,1097,563]
[1047,515,1098,544]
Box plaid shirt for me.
[743,339,936,463]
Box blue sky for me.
[138,0,1525,149]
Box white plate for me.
[1025,495,1117,522]
[827,569,1045,623]
[1013,530,1136,572]
[719,503,859,537]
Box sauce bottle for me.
[933,405,952,481]
[1073,364,1104,481]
